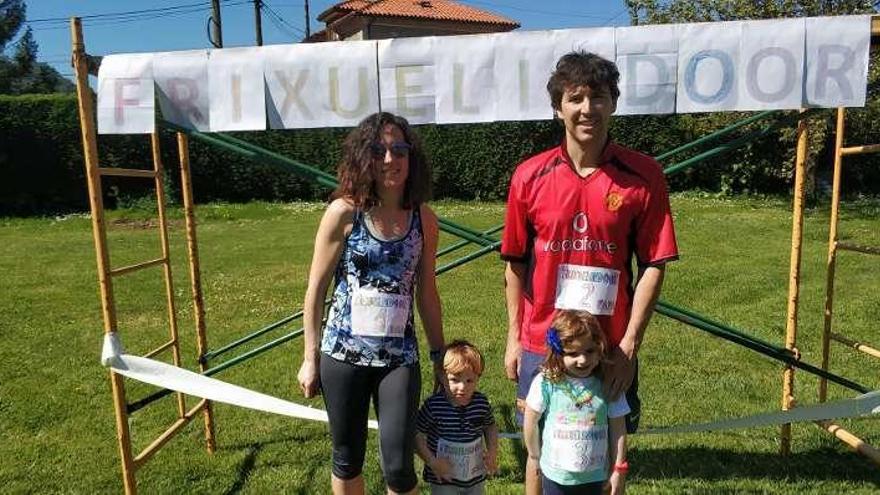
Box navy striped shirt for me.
[416,391,495,487]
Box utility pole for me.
[304,0,311,39]
[254,0,263,46]
[210,0,223,48]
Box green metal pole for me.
[438,224,504,257]
[655,110,777,162]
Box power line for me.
[27,1,251,32]
[27,1,230,24]
[262,0,306,37]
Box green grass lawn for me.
[1,196,878,494]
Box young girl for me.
[523,310,629,495]
[297,112,445,495]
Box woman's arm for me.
[416,204,444,353]
[297,199,353,398]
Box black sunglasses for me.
[370,141,411,159]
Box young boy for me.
[416,340,499,494]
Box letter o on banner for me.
[746,47,797,102]
[684,49,734,104]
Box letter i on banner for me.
[97,54,155,134]
[676,21,742,113]
[435,33,497,124]
[493,30,555,121]
[615,24,678,115]
[208,47,266,132]
[804,15,871,108]
[378,37,437,125]
[154,50,211,131]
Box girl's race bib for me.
[554,264,619,315]
[436,437,485,481]
[350,287,410,338]
[545,424,608,473]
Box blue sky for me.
[23,0,630,80]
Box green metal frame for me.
[129,107,870,415]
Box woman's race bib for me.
[436,437,485,481]
[545,424,608,473]
[554,264,620,315]
[350,287,410,338]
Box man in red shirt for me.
[501,51,678,492]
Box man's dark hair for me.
[547,51,620,111]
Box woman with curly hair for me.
[297,112,444,495]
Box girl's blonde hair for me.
[443,340,484,376]
[542,310,607,382]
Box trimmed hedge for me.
[2,92,879,216]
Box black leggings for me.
[320,355,421,493]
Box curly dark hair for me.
[542,309,608,383]
[331,112,431,210]
[547,51,620,112]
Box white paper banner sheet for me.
[96,15,871,134]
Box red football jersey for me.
[501,141,679,353]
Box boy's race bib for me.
[545,424,608,473]
[350,287,410,338]
[436,437,485,481]
[554,264,619,315]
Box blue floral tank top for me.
[320,207,422,367]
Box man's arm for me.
[504,261,526,382]
[605,264,665,399]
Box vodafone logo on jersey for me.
[543,211,618,255]
[572,212,589,233]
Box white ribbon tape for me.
[498,392,880,440]
[101,332,378,429]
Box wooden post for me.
[820,108,846,402]
[178,133,217,452]
[70,17,138,495]
[781,112,809,456]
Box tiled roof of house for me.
[318,0,519,28]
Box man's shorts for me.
[516,350,642,434]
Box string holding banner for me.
[97,15,871,134]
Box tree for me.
[0,0,73,94]
[0,0,25,51]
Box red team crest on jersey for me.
[605,191,623,212]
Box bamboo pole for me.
[152,131,187,419]
[133,399,209,469]
[178,133,216,453]
[781,111,809,456]
[817,421,880,466]
[70,17,138,495]
[820,108,846,402]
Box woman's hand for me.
[297,358,320,398]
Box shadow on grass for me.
[498,403,526,482]
[219,433,325,494]
[222,442,262,495]
[632,446,880,485]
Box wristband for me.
[429,349,444,364]
[613,461,629,474]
